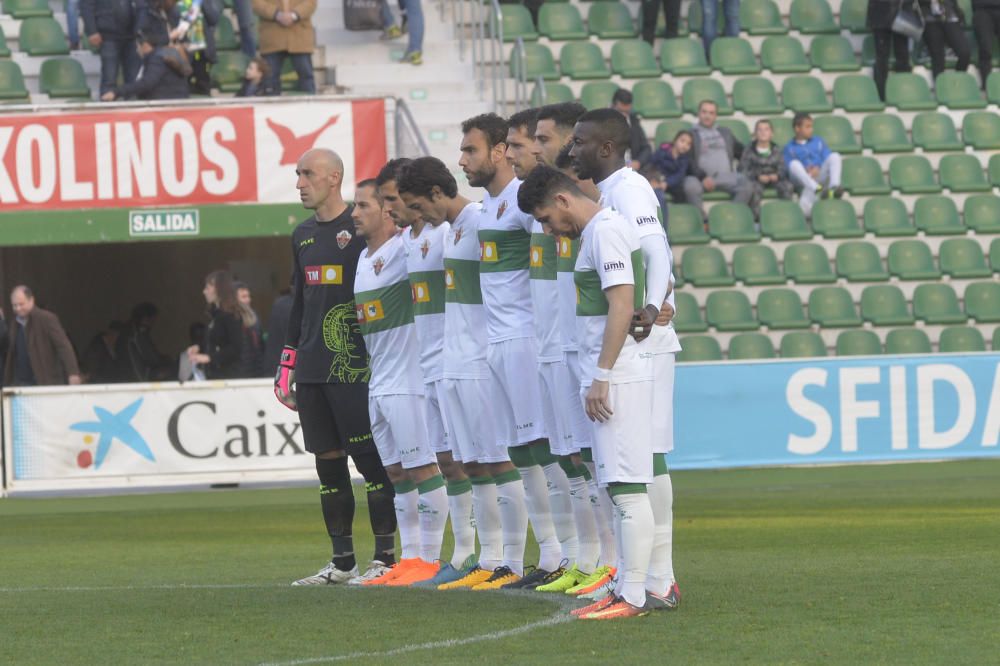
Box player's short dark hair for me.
[611,88,632,106]
[517,165,583,215]
[554,142,574,170]
[508,108,540,135]
[397,156,459,199]
[375,158,412,188]
[536,102,587,130]
[356,178,377,191]
[793,112,812,128]
[461,113,509,148]
[577,108,630,153]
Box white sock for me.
[586,461,617,568]
[542,462,579,564]
[446,480,476,569]
[646,472,675,596]
[416,476,449,563]
[568,469,600,573]
[495,472,529,575]
[470,478,502,571]
[611,489,655,608]
[394,486,420,560]
[518,464,562,571]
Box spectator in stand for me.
[868,0,914,101]
[253,0,317,94]
[4,286,82,387]
[783,112,844,217]
[381,0,423,64]
[611,88,653,170]
[684,100,752,218]
[640,165,670,218]
[650,129,694,204]
[66,0,81,50]
[235,281,266,377]
[0,307,8,384]
[264,284,292,375]
[187,270,244,380]
[740,119,794,218]
[237,56,277,96]
[232,0,257,58]
[701,0,740,58]
[118,302,172,382]
[81,0,141,97]
[81,321,127,384]
[171,0,220,95]
[641,0,682,44]
[178,322,207,381]
[100,24,192,101]
[972,0,1000,87]
[920,0,970,80]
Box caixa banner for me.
[672,354,1000,469]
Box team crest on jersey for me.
[497,201,508,219]
[420,238,430,259]
[373,257,385,275]
[453,228,463,245]
[336,230,352,249]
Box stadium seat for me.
[939,154,992,192]
[530,82,574,106]
[860,285,914,325]
[811,199,864,238]
[964,195,1000,234]
[862,115,912,153]
[677,335,723,361]
[833,74,886,111]
[885,73,937,110]
[655,119,692,145]
[740,0,787,34]
[810,35,860,71]
[913,283,967,324]
[939,327,987,353]
[888,240,941,280]
[558,42,607,79]
[939,238,991,278]
[987,71,1000,104]
[539,3,588,40]
[962,111,1000,149]
[780,331,828,358]
[733,245,784,285]
[18,17,70,56]
[717,118,751,146]
[761,36,811,73]
[757,288,811,329]
[885,328,932,354]
[632,80,681,118]
[706,291,759,331]
[836,241,890,282]
[673,292,708,333]
[710,37,761,74]
[580,81,619,110]
[935,71,987,109]
[512,43,559,80]
[836,330,882,356]
[842,157,891,195]
[708,203,760,242]
[2,0,52,18]
[666,204,709,243]
[789,0,839,33]
[680,246,735,286]
[732,77,783,114]
[38,58,90,98]
[760,201,811,240]
[0,30,9,57]
[213,51,250,92]
[766,116,794,146]
[911,112,964,151]
[965,282,1000,323]
[889,156,941,194]
[784,243,836,283]
[991,238,1000,272]
[808,286,863,327]
[215,15,239,51]
[914,196,965,235]
[990,154,1000,187]
[781,76,833,112]
[588,2,636,39]
[500,5,538,41]
[0,60,29,101]
[681,78,732,114]
[863,197,916,236]
[728,333,776,359]
[813,115,861,154]
[611,40,660,78]
[839,0,869,32]
[660,38,712,75]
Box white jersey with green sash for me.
[530,220,563,363]
[443,202,489,380]
[354,234,424,397]
[405,222,449,384]
[557,235,580,353]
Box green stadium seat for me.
[842,157,891,195]
[836,330,882,356]
[530,81,574,106]
[215,15,239,51]
[789,0,839,33]
[813,115,861,154]
[680,246,735,286]
[780,331,828,358]
[836,241,890,282]
[588,2,636,38]
[732,77,783,114]
[987,71,1000,104]
[860,285,914,325]
[740,0,787,34]
[18,17,69,56]
[538,3,588,40]
[2,0,52,18]
[500,4,538,41]
[810,35,860,71]
[990,237,1000,272]
[965,282,1000,323]
[660,38,712,76]
[761,36,811,73]
[711,37,762,74]
[913,284,967,324]
[760,201,811,240]
[808,286,863,327]
[839,0,870,32]
[862,114,912,153]
[681,78,732,114]
[213,51,250,92]
[632,80,681,118]
[38,57,90,98]
[781,76,833,113]
[673,292,708,333]
[728,333,776,359]
[889,156,941,194]
[512,43,559,80]
[687,0,725,35]
[964,195,1000,234]
[708,203,761,242]
[939,154,991,192]
[885,73,937,110]
[935,71,987,109]
[939,327,987,353]
[767,116,794,146]
[580,81,619,110]
[0,29,9,57]
[667,204,709,243]
[757,288,811,329]
[995,327,1000,351]
[811,199,864,238]
[888,240,942,280]
[962,111,1000,149]
[833,74,886,111]
[0,60,29,100]
[784,243,836,283]
[863,197,916,236]
[278,59,301,92]
[655,119,693,146]
[914,196,965,235]
[940,238,991,278]
[612,40,660,78]
[677,335,723,361]
[706,291,759,331]
[558,42,607,79]
[912,112,964,151]
[717,118,751,146]
[885,328,932,355]
[990,154,1000,187]
[733,245,784,285]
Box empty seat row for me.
[0,57,90,100]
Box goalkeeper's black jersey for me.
[285,207,371,384]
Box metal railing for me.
[394,98,432,157]
[446,0,505,111]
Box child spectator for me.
[783,112,843,217]
[740,119,794,217]
[649,129,693,204]
[237,56,277,96]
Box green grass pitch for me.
[2,460,999,665]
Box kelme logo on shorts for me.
[480,241,498,262]
[304,265,343,285]
[604,260,626,271]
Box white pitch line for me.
[0,583,287,593]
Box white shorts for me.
[651,352,675,454]
[539,359,577,456]
[487,337,547,448]
[641,322,682,355]
[563,350,593,451]
[441,377,510,464]
[581,379,654,487]
[424,381,451,455]
[368,394,435,469]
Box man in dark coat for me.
[4,286,81,387]
[81,0,141,96]
[611,88,653,170]
[100,23,191,101]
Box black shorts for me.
[297,382,375,456]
